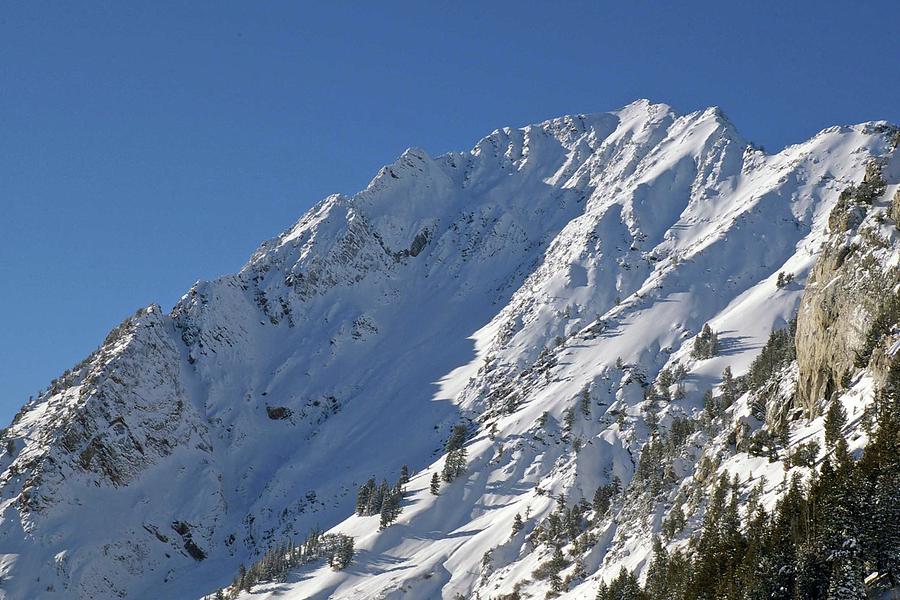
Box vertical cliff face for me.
[795,143,900,416]
[0,102,897,600]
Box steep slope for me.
[0,101,896,600]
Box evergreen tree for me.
[716,481,746,598]
[331,535,354,570]
[238,563,248,592]
[826,553,867,600]
[511,512,523,535]
[532,546,569,581]
[824,399,847,450]
[689,474,731,599]
[442,446,468,483]
[356,478,375,515]
[580,388,591,417]
[379,483,403,529]
[662,503,685,540]
[858,365,900,586]
[601,566,641,600]
[644,537,670,599]
[593,484,613,516]
[445,424,467,452]
[563,406,575,432]
[703,389,719,420]
[398,464,410,487]
[720,366,737,408]
[595,580,610,600]
[366,480,388,515]
[441,424,469,482]
[692,324,719,360]
[430,472,441,495]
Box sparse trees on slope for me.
[225,529,355,596]
[355,470,408,525]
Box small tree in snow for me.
[691,324,719,360]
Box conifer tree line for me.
[355,464,409,529]
[206,527,354,599]
[596,360,900,600]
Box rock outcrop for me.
[795,155,900,415]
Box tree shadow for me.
[716,331,759,357]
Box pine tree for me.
[548,572,565,593]
[606,566,641,600]
[430,472,440,495]
[366,480,388,515]
[511,512,523,535]
[563,406,575,432]
[720,366,737,408]
[824,398,847,450]
[593,484,613,516]
[356,478,375,515]
[445,424,467,452]
[826,553,867,600]
[379,485,402,529]
[238,563,248,592]
[441,424,469,483]
[644,537,670,599]
[580,388,591,417]
[331,535,354,570]
[716,481,746,598]
[662,503,685,540]
[703,389,719,419]
[859,366,900,586]
[692,324,719,360]
[644,408,659,434]
[442,446,467,483]
[398,464,410,487]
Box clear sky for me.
[1,1,898,424]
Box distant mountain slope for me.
[0,101,897,600]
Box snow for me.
[0,101,895,600]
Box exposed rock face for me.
[891,187,900,224]
[795,158,900,415]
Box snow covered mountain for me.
[1,100,898,600]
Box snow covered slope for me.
[0,101,896,600]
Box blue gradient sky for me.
[1,1,898,424]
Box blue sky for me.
[1,1,898,424]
